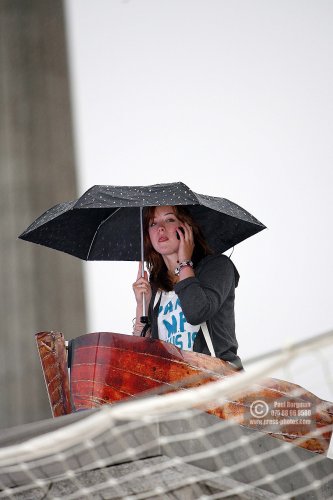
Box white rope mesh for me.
[0,330,332,499]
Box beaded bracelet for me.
[132,317,144,335]
[174,260,193,276]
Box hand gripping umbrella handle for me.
[140,207,149,324]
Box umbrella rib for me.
[86,208,121,260]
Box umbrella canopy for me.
[19,182,266,261]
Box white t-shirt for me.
[157,290,200,351]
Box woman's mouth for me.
[158,236,168,242]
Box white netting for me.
[0,330,332,499]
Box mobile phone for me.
[176,227,185,240]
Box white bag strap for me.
[153,291,162,308]
[201,322,216,357]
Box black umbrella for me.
[19,182,266,262]
[19,181,266,320]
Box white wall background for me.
[64,0,333,405]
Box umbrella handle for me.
[140,283,149,324]
[140,206,149,324]
[140,274,149,324]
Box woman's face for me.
[148,206,182,256]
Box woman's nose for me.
[157,223,165,232]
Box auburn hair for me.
[143,206,212,291]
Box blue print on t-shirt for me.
[161,298,181,316]
[163,301,173,315]
[163,315,177,337]
[158,295,199,351]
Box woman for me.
[132,205,242,368]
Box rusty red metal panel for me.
[68,332,333,455]
[35,332,72,417]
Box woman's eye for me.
[166,218,175,223]
[149,222,156,227]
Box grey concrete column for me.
[0,0,86,428]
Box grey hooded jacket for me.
[146,254,242,368]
